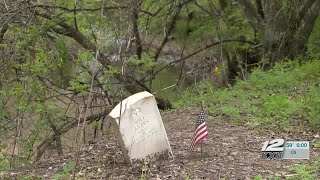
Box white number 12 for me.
[261,139,285,152]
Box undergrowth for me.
[173,60,320,132]
[254,159,320,180]
[174,60,320,179]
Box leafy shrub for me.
[174,60,320,131]
[221,106,241,124]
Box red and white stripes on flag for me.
[189,110,208,151]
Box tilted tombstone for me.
[109,91,172,165]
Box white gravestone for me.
[109,91,172,164]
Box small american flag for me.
[189,109,208,151]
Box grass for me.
[314,141,320,148]
[174,60,320,179]
[258,161,320,180]
[139,159,148,180]
[286,164,319,180]
[173,60,320,132]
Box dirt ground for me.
[1,107,319,179]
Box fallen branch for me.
[34,4,127,12]
[34,109,110,161]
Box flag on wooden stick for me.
[189,109,208,151]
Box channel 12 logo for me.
[261,139,310,160]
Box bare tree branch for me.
[150,38,258,78]
[140,7,164,17]
[149,0,192,90]
[132,0,142,59]
[194,0,220,18]
[254,0,264,19]
[34,4,127,12]
[153,0,192,62]
[34,109,110,161]
[35,10,172,109]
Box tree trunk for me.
[238,0,320,63]
[263,1,320,62]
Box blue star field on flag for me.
[189,109,208,151]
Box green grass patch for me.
[173,60,320,132]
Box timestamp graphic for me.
[261,139,310,160]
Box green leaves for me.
[56,39,70,67]
[67,80,90,95]
[129,57,158,71]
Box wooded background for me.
[1,0,320,170]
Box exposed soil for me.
[1,107,319,180]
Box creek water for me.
[151,66,194,101]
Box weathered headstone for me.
[109,91,172,164]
